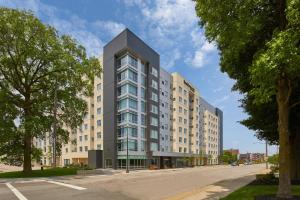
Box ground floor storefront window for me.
[117,155,147,169]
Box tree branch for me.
[290,101,300,109]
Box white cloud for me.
[213,95,230,105]
[0,0,127,57]
[191,50,205,68]
[141,0,197,35]
[213,87,224,93]
[185,33,217,68]
[93,20,125,37]
[162,48,181,69]
[202,41,216,53]
[121,0,218,69]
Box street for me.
[0,164,266,200]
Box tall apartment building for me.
[199,97,223,165]
[40,29,223,169]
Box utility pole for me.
[126,131,129,173]
[265,140,268,169]
[52,85,58,167]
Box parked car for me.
[231,162,239,166]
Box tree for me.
[241,87,300,181]
[195,0,300,197]
[268,154,279,167]
[221,151,237,164]
[0,8,101,173]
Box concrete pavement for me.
[0,164,266,200]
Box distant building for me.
[239,153,265,162]
[251,153,265,162]
[223,149,240,159]
[239,153,251,162]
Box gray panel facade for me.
[103,29,160,169]
[216,108,223,156]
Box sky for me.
[0,0,277,155]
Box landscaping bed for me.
[221,174,300,200]
[0,167,78,178]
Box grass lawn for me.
[221,185,300,200]
[0,167,78,178]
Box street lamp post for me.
[126,132,129,173]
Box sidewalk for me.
[165,175,256,200]
[165,168,270,200]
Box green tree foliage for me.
[0,8,101,173]
[221,151,237,164]
[195,0,300,197]
[268,154,279,166]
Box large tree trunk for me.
[276,78,292,198]
[290,130,300,181]
[23,108,32,173]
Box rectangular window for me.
[141,62,146,73]
[117,55,128,68]
[141,101,146,113]
[141,128,146,138]
[151,105,158,114]
[151,79,158,90]
[117,70,127,82]
[118,127,138,137]
[84,135,88,141]
[129,98,138,110]
[118,112,138,124]
[141,141,146,151]
[97,120,101,127]
[151,117,158,126]
[97,132,101,139]
[97,108,101,115]
[150,130,158,139]
[85,146,88,151]
[128,84,138,96]
[97,144,101,150]
[141,88,146,99]
[128,69,138,82]
[151,67,158,77]
[141,114,146,126]
[150,142,158,151]
[151,92,158,102]
[128,55,137,68]
[141,75,146,87]
[118,139,138,151]
[97,83,101,91]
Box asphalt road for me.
[0,164,266,200]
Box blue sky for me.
[0,0,277,154]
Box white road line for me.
[45,180,86,190]
[5,183,28,200]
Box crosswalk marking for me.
[45,180,86,190]
[6,183,28,200]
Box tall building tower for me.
[103,29,160,169]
